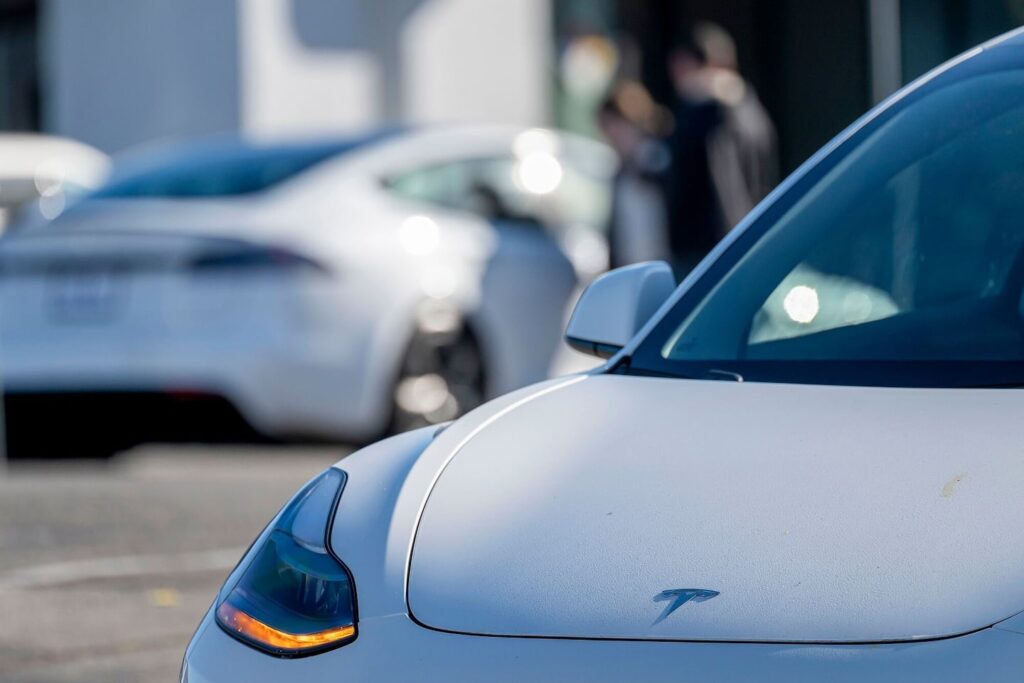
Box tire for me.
[389,323,486,434]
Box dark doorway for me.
[620,0,872,175]
[901,0,1023,82]
[0,0,40,131]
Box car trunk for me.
[0,218,304,390]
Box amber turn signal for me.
[217,603,355,653]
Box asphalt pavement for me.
[0,445,349,683]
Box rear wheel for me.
[390,323,486,434]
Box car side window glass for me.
[386,162,467,209]
[386,157,548,226]
[386,156,611,235]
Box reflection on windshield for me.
[749,265,899,344]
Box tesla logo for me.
[652,588,720,625]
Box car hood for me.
[407,374,1024,643]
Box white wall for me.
[240,0,552,136]
[43,0,241,153]
[43,0,552,150]
[401,0,552,126]
[237,0,381,138]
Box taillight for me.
[215,469,356,656]
[189,244,327,275]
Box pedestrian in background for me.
[597,81,672,268]
[664,23,777,275]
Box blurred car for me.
[0,125,612,455]
[0,133,110,230]
[184,29,1024,682]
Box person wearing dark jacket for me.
[664,23,777,275]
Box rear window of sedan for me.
[92,133,390,199]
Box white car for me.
[0,126,612,456]
[0,134,110,230]
[184,30,1024,681]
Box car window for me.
[386,161,468,209]
[631,65,1024,387]
[95,147,343,198]
[91,132,395,199]
[386,155,610,233]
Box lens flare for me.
[399,215,441,255]
[516,153,563,195]
[783,285,820,324]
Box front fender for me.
[330,425,441,620]
[328,377,586,621]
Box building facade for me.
[555,0,1024,173]
[1,0,551,152]
[0,0,1020,165]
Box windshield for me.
[630,52,1024,388]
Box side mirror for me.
[565,261,676,358]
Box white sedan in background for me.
[184,30,1024,682]
[0,126,612,456]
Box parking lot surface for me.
[0,445,348,683]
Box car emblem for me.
[652,588,720,625]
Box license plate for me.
[49,270,123,322]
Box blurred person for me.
[665,23,777,275]
[597,82,671,268]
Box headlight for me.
[215,468,357,656]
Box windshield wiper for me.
[613,360,744,383]
[705,368,744,382]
